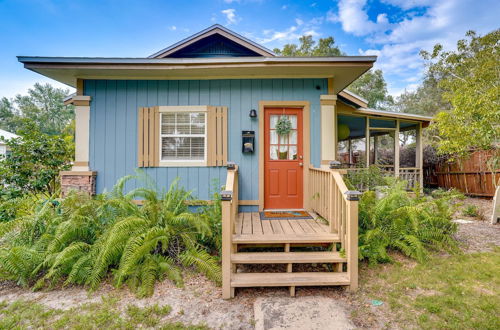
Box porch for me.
[335,109,426,190]
[221,165,359,299]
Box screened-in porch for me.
[335,113,424,189]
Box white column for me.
[72,96,91,171]
[395,120,400,177]
[320,94,337,169]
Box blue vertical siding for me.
[86,78,326,200]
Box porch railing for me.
[343,166,421,191]
[399,167,420,190]
[221,164,239,299]
[309,166,359,290]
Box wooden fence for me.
[424,150,499,197]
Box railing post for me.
[221,189,233,299]
[221,162,238,299]
[345,190,361,292]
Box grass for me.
[462,205,480,217]
[361,247,500,329]
[0,295,208,330]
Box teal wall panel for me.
[86,78,326,200]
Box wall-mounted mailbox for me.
[242,130,255,153]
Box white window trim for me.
[158,106,208,167]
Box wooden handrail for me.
[309,167,359,291]
[221,164,238,299]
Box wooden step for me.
[231,251,346,264]
[231,272,350,287]
[232,233,340,244]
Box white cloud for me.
[281,5,288,10]
[169,25,177,31]
[336,0,392,36]
[223,0,240,3]
[333,0,499,96]
[256,16,324,45]
[221,8,240,25]
[326,9,339,22]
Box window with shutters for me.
[160,106,207,165]
[138,106,228,167]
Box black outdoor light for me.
[249,109,257,118]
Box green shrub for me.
[0,120,72,197]
[345,165,389,191]
[462,205,479,217]
[358,180,461,264]
[198,180,222,255]
[0,171,221,297]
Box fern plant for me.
[0,171,221,297]
[358,180,461,264]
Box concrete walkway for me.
[254,296,354,330]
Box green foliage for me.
[345,165,389,191]
[358,180,461,264]
[0,120,72,197]
[198,180,222,254]
[0,172,221,297]
[0,83,74,136]
[392,76,451,117]
[347,69,394,109]
[421,29,500,158]
[273,35,343,56]
[0,297,207,329]
[462,205,479,218]
[275,115,292,136]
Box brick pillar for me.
[60,171,97,197]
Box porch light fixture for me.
[249,109,257,118]
[227,161,236,170]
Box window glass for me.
[161,112,206,161]
[269,115,298,161]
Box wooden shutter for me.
[138,106,160,167]
[207,106,228,166]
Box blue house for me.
[19,25,431,297]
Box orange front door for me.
[264,108,303,209]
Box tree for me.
[0,83,74,136]
[347,69,394,109]
[421,29,500,158]
[273,35,343,56]
[0,98,19,133]
[392,76,451,116]
[0,120,73,197]
[273,35,394,109]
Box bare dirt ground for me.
[454,196,500,252]
[0,196,498,329]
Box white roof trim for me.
[148,24,276,58]
[342,89,368,105]
[0,129,19,140]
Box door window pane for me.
[279,145,288,159]
[289,146,297,160]
[270,145,278,160]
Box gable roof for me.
[149,24,276,58]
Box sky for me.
[0,0,498,99]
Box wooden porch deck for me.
[221,165,359,299]
[233,212,341,244]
